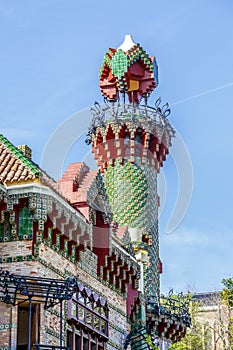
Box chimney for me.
[17,144,32,160]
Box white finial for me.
[118,34,136,52]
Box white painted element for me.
[128,227,142,241]
[158,338,172,350]
[134,251,145,293]
[118,34,136,52]
[138,262,144,293]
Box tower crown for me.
[99,35,158,104]
[87,36,174,172]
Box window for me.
[67,284,109,350]
[18,205,33,240]
[0,211,12,242]
[67,331,105,350]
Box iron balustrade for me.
[85,98,174,145]
[67,283,109,341]
[33,345,70,350]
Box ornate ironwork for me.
[125,291,191,349]
[34,345,70,350]
[85,98,174,145]
[147,290,191,327]
[0,269,77,308]
[0,269,78,350]
[67,282,109,341]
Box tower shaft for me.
[105,158,159,297]
[90,109,174,299]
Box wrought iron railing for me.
[33,345,70,350]
[85,99,174,145]
[147,290,191,327]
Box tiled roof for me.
[0,134,106,222]
[193,292,221,306]
[0,134,40,184]
[0,134,60,194]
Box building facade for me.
[193,292,231,350]
[0,36,190,350]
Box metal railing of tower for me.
[0,269,77,350]
[124,292,191,349]
[85,98,175,145]
[147,291,191,327]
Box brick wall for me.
[0,243,130,349]
[0,241,32,263]
[0,303,17,349]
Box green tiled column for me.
[104,159,160,298]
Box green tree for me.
[222,278,233,307]
[145,334,159,350]
[221,277,233,349]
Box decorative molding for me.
[0,323,17,330]
[0,255,33,264]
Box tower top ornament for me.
[99,35,158,104]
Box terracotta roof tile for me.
[0,134,102,221]
[0,135,62,195]
[0,134,40,184]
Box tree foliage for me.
[222,278,233,308]
[164,278,233,350]
[221,277,233,348]
[145,334,159,350]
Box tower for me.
[87,35,175,302]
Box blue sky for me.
[1,0,233,294]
